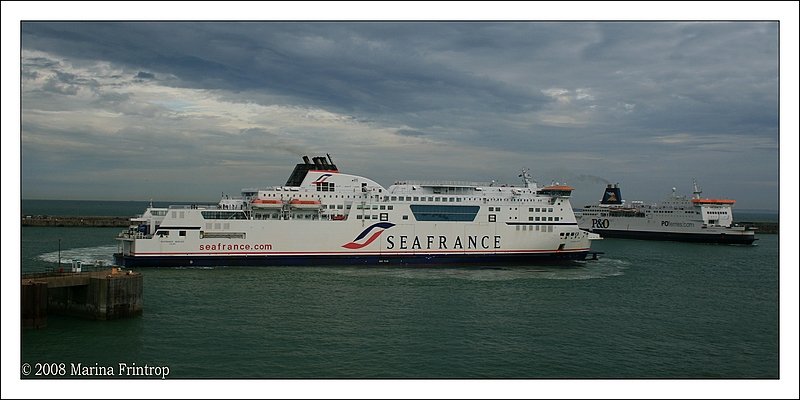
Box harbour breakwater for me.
[22,215,130,227]
[21,215,778,233]
[740,221,778,234]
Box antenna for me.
[519,168,531,184]
[692,178,702,199]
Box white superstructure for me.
[115,155,596,267]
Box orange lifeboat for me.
[289,198,322,209]
[691,198,735,205]
[539,184,574,197]
[541,184,575,191]
[251,199,283,209]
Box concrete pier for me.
[21,281,48,328]
[21,215,130,227]
[21,268,143,328]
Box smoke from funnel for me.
[575,174,611,185]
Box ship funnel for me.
[302,155,311,164]
[601,185,623,205]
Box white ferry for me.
[114,155,596,267]
[577,181,756,245]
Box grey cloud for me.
[54,71,77,83]
[395,129,426,137]
[19,22,780,209]
[41,76,79,95]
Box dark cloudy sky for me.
[14,17,787,210]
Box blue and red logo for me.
[342,222,395,249]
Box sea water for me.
[19,202,778,378]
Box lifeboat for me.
[539,184,574,197]
[542,184,575,191]
[289,199,322,209]
[691,198,735,205]
[251,199,283,209]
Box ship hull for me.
[585,229,756,245]
[113,250,590,268]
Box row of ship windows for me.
[515,225,556,232]
[352,204,560,213]
[251,214,337,220]
[390,196,464,202]
[530,216,561,221]
[159,229,249,239]
[354,213,540,223]
[261,192,556,204]
[155,230,187,237]
[583,211,698,216]
[582,211,647,218]
[356,204,394,210]
[352,214,563,223]
[707,211,728,215]
[193,209,565,221]
[386,196,551,203]
[487,207,559,213]
[196,206,565,217]
[264,193,360,199]
[357,214,390,221]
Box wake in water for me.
[37,245,117,266]
[315,258,631,281]
[35,247,630,280]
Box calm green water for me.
[20,224,778,379]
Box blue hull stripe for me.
[113,251,590,268]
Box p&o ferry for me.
[114,155,596,267]
[577,181,756,245]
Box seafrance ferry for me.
[114,155,596,267]
[577,181,756,245]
